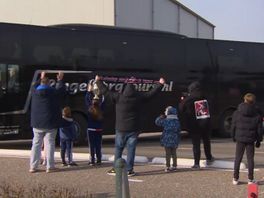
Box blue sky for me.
[178,0,264,43]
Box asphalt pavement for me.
[0,136,264,197]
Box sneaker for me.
[164,167,170,172]
[232,178,239,185]
[68,162,78,166]
[170,167,177,171]
[191,165,200,169]
[248,180,257,185]
[46,167,57,173]
[96,161,102,165]
[62,162,67,167]
[88,162,95,166]
[206,157,215,166]
[127,170,136,177]
[107,168,116,176]
[29,168,38,173]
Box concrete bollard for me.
[115,158,130,198]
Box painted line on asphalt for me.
[128,179,143,183]
[149,164,257,172]
[208,168,259,172]
[255,151,264,154]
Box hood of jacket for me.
[122,84,136,97]
[188,81,202,97]
[237,103,257,116]
[165,106,177,115]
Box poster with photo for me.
[194,99,210,119]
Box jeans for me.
[30,128,57,170]
[234,142,255,180]
[114,130,139,171]
[87,130,102,162]
[60,139,73,164]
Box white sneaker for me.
[232,179,239,185]
[248,180,257,185]
[170,167,177,171]
[165,167,170,172]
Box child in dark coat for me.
[231,93,263,185]
[155,106,181,172]
[59,106,78,166]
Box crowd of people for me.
[29,72,263,185]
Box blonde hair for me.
[88,102,103,121]
[243,93,256,104]
[62,106,72,118]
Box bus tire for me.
[72,113,87,145]
[218,109,235,138]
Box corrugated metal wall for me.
[115,0,214,39]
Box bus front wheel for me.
[72,113,87,145]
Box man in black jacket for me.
[179,81,214,169]
[29,71,65,173]
[231,93,263,185]
[95,75,165,176]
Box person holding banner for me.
[179,81,214,169]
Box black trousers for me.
[233,142,255,180]
[164,147,177,167]
[190,130,213,165]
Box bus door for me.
[0,63,26,136]
[0,63,22,113]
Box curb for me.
[0,149,246,169]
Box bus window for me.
[71,48,95,67]
[7,65,19,93]
[98,49,115,64]
[33,46,64,65]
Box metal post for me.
[115,158,130,198]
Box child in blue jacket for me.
[59,106,78,166]
[155,106,181,172]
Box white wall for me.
[0,0,114,26]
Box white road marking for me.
[128,179,143,182]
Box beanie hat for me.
[165,106,177,116]
[188,81,201,93]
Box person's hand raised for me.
[159,77,165,85]
[95,75,101,81]
[87,83,93,92]
[40,71,46,79]
[57,71,64,81]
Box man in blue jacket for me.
[29,71,65,173]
